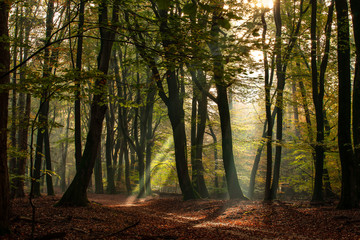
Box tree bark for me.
[74,0,85,171]
[154,6,196,200]
[262,8,273,202]
[0,0,10,234]
[60,108,71,192]
[94,140,104,194]
[14,5,31,198]
[335,0,357,209]
[44,128,54,195]
[56,0,119,206]
[350,0,360,200]
[33,0,55,197]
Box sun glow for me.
[256,0,273,9]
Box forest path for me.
[6,194,360,239]
[88,193,359,239]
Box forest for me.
[0,0,360,238]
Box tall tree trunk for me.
[335,0,357,209]
[270,0,285,199]
[262,8,273,202]
[14,5,31,198]
[60,108,71,192]
[190,69,209,198]
[33,0,55,197]
[312,0,334,203]
[208,119,219,189]
[44,128,54,195]
[105,110,116,194]
[74,0,85,171]
[194,82,210,198]
[209,4,246,200]
[0,0,10,234]
[124,141,132,195]
[310,0,325,203]
[9,6,19,193]
[94,140,104,194]
[145,103,154,196]
[350,0,360,200]
[155,6,196,200]
[270,0,304,198]
[57,0,119,206]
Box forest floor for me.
[3,193,360,239]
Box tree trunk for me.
[94,140,104,194]
[0,0,10,234]
[44,128,54,195]
[14,6,31,198]
[350,0,360,200]
[60,108,71,192]
[190,69,209,198]
[335,0,357,209]
[33,0,54,197]
[310,0,325,203]
[56,0,118,206]
[209,5,246,200]
[105,110,116,194]
[262,9,273,202]
[9,6,18,194]
[145,103,154,196]
[270,0,285,199]
[74,0,85,171]
[156,7,196,200]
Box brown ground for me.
[3,193,360,239]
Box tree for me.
[350,0,360,200]
[310,0,335,203]
[0,0,10,234]
[270,0,305,199]
[262,7,272,202]
[57,0,119,206]
[74,0,85,171]
[33,0,55,196]
[335,0,357,209]
[209,1,246,200]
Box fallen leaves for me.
[3,194,360,239]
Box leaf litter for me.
[3,193,360,239]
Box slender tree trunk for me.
[124,141,132,195]
[33,0,55,197]
[0,0,10,234]
[208,120,219,189]
[335,0,357,209]
[14,5,31,198]
[270,0,285,199]
[190,69,209,198]
[262,9,273,202]
[74,0,85,171]
[60,108,71,192]
[44,128,54,195]
[310,0,325,203]
[210,4,246,200]
[94,140,104,194]
[9,6,19,192]
[105,109,116,194]
[145,103,154,196]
